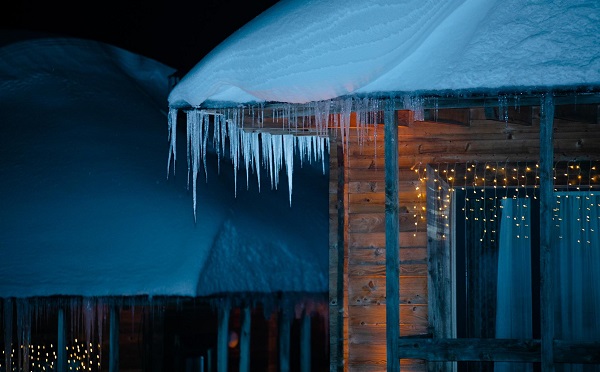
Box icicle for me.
[243,131,252,190]
[252,133,261,191]
[228,118,240,197]
[340,98,352,157]
[313,101,331,137]
[272,134,283,190]
[16,298,31,372]
[403,95,425,121]
[4,298,13,371]
[220,114,228,168]
[283,134,294,206]
[186,111,192,191]
[167,107,178,178]
[213,114,222,174]
[97,301,105,371]
[498,94,509,124]
[262,133,275,190]
[202,113,210,182]
[83,297,95,358]
[373,98,381,163]
[187,110,202,220]
[323,137,330,174]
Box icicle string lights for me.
[425,160,600,246]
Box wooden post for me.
[57,307,67,372]
[239,305,251,372]
[385,98,400,372]
[3,298,13,372]
[426,167,454,372]
[110,305,120,372]
[279,307,291,372]
[335,140,348,372]
[207,348,214,372]
[539,93,555,371]
[268,312,278,372]
[300,310,311,372]
[217,303,230,372]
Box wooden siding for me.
[329,103,600,371]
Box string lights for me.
[420,160,600,245]
[0,340,101,372]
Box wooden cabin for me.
[163,89,600,370]
[180,91,600,371]
[324,92,600,371]
[160,90,600,371]
[161,1,600,371]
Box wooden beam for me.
[555,103,600,124]
[109,305,120,372]
[398,338,540,362]
[539,93,555,372]
[553,340,600,363]
[385,98,400,372]
[424,108,471,126]
[239,305,251,372]
[397,338,600,364]
[196,91,600,113]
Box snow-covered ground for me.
[0,36,329,298]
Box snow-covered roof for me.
[0,37,328,298]
[169,0,600,108]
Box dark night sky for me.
[2,0,279,73]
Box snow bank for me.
[0,37,328,298]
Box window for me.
[427,161,600,372]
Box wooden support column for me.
[334,139,348,372]
[426,167,454,372]
[57,307,67,372]
[239,305,251,372]
[110,305,120,372]
[279,307,291,372]
[300,310,311,372]
[385,99,400,372]
[3,298,13,372]
[217,303,230,372]
[539,93,555,372]
[267,312,278,372]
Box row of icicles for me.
[167,97,397,219]
[167,94,554,220]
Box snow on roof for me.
[169,0,600,108]
[0,37,328,298]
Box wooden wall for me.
[329,103,600,371]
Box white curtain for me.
[553,192,600,372]
[494,192,600,371]
[495,197,533,372]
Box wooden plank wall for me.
[329,105,600,372]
